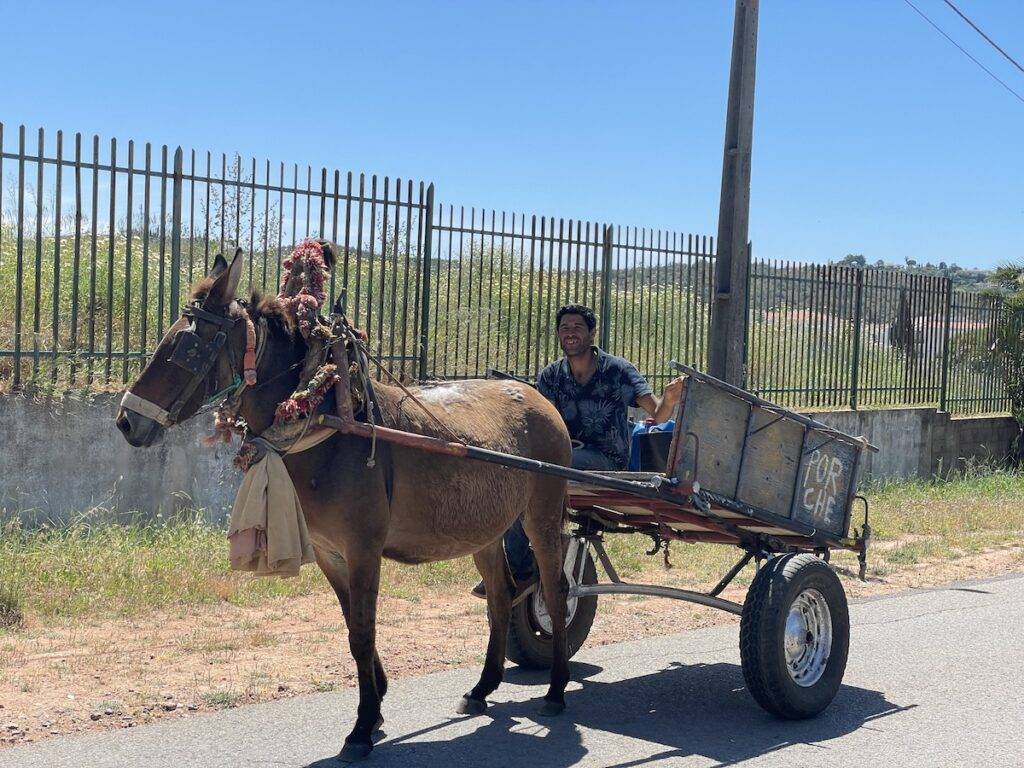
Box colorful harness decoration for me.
[278,238,330,339]
[272,238,340,426]
[210,237,362,462]
[274,363,339,424]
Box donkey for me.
[115,246,573,761]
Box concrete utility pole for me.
[708,0,759,386]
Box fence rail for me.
[0,121,1018,416]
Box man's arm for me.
[637,377,684,423]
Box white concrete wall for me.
[809,408,936,480]
[1,393,238,525]
[810,407,1018,480]
[2,393,1018,525]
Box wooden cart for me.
[504,362,877,720]
[322,360,877,718]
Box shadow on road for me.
[305,659,910,767]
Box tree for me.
[988,263,1024,462]
[888,288,916,359]
[837,253,866,268]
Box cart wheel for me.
[506,544,598,669]
[739,552,849,719]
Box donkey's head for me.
[116,248,252,447]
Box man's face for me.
[557,313,594,356]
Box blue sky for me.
[3,0,1022,269]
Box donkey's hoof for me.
[457,694,488,715]
[537,699,566,717]
[374,714,385,735]
[339,739,373,763]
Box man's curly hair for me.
[555,303,597,331]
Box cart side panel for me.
[735,408,803,515]
[673,379,749,495]
[790,433,859,537]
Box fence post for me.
[938,277,953,412]
[849,267,865,409]
[169,147,183,328]
[742,241,752,389]
[417,183,435,381]
[599,224,614,351]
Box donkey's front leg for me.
[315,550,389,708]
[338,551,385,763]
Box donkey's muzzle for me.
[116,406,165,448]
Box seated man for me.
[473,303,683,598]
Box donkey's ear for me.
[332,289,347,317]
[209,253,229,278]
[206,248,244,307]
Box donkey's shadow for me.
[306,660,910,767]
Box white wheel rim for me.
[784,588,832,687]
[531,582,578,636]
[531,544,586,636]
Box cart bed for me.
[566,365,877,553]
[567,473,838,547]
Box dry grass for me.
[0,583,24,630]
[1,466,1022,626]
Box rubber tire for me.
[739,552,850,719]
[506,554,598,669]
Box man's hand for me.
[638,377,686,424]
[662,376,685,407]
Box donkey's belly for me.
[381,471,527,564]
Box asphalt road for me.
[3,574,1022,768]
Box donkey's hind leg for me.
[458,539,515,715]
[522,481,570,716]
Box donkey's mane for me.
[246,291,297,336]
[188,277,297,337]
[187,240,340,338]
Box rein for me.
[360,346,461,443]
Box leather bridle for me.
[120,301,259,427]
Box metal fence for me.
[0,124,431,389]
[0,121,1019,416]
[426,208,715,383]
[746,260,1014,414]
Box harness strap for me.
[341,323,394,505]
[123,306,265,428]
[366,381,394,504]
[223,315,267,407]
[120,390,173,426]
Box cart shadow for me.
[305,660,911,767]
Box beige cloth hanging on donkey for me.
[227,427,335,577]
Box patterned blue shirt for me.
[536,348,652,469]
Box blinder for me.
[169,326,225,376]
[159,303,241,421]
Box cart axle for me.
[568,582,743,616]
